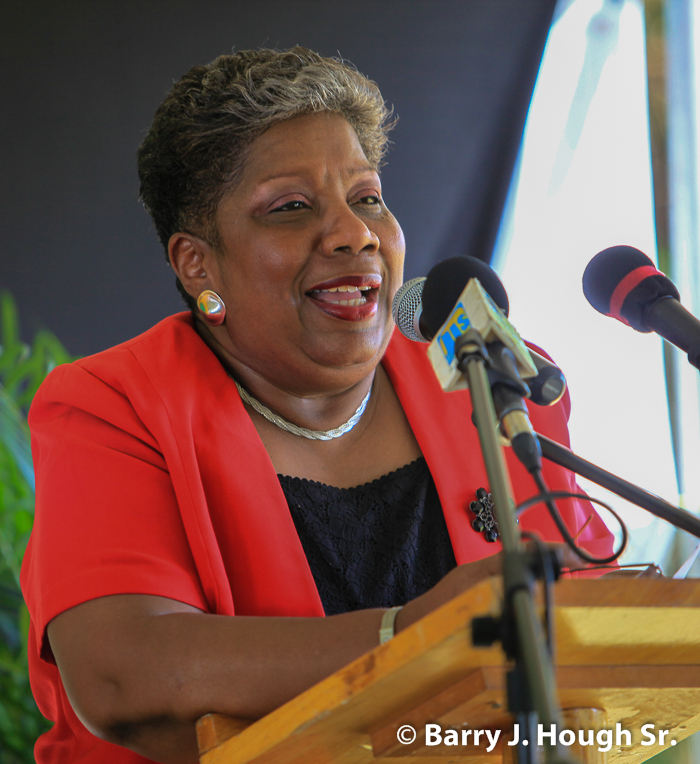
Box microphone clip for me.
[453,327,491,368]
[454,329,531,397]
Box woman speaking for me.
[21,47,613,764]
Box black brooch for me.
[470,488,499,542]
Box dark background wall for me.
[1,0,555,356]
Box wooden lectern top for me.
[197,578,700,764]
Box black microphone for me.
[422,258,544,471]
[392,257,567,406]
[582,245,700,370]
[392,258,510,343]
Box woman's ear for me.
[168,233,215,299]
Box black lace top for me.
[278,457,457,616]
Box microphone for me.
[392,258,509,343]
[582,245,700,370]
[419,261,541,469]
[392,258,567,406]
[392,277,428,342]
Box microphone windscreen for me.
[392,277,426,341]
[422,257,510,338]
[582,245,679,332]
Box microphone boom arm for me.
[537,433,700,539]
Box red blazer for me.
[21,313,613,764]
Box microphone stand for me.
[536,434,700,540]
[454,329,575,764]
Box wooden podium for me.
[196,579,700,764]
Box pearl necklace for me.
[233,379,372,441]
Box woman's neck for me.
[193,317,378,434]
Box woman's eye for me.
[357,194,381,206]
[273,200,310,212]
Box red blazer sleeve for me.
[22,361,209,662]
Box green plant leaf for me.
[12,510,33,535]
[0,386,34,491]
[34,330,73,367]
[0,291,69,759]
[0,293,21,356]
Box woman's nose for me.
[319,204,380,257]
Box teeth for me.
[322,296,367,306]
[317,284,374,292]
[309,283,375,307]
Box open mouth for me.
[308,284,374,306]
[306,276,382,320]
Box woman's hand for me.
[395,554,504,634]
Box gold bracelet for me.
[379,606,403,644]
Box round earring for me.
[197,290,226,326]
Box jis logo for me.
[437,305,470,364]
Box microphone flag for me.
[427,278,537,392]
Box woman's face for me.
[205,112,405,394]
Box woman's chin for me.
[301,331,390,378]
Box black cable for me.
[517,474,628,565]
